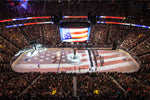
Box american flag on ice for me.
[14,50,138,73]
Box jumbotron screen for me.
[59,27,91,42]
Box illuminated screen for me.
[59,27,91,42]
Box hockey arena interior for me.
[0,0,150,99]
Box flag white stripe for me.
[98,52,120,56]
[63,37,87,42]
[71,32,88,37]
[69,28,88,32]
[97,56,129,63]
[97,61,136,71]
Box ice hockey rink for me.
[12,48,139,73]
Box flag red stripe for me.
[71,30,88,34]
[72,34,88,39]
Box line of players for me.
[79,49,104,72]
[92,49,104,66]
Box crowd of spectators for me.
[1,26,29,49]
[0,36,19,56]
[111,72,150,99]
[21,72,73,99]
[0,64,12,72]
[138,54,150,72]
[120,27,150,51]
[0,53,11,63]
[76,73,124,99]
[130,38,150,56]
[90,24,130,46]
[0,72,40,99]
[0,72,149,99]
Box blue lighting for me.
[10,0,28,9]
[21,0,28,9]
[134,24,143,28]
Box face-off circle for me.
[66,53,81,64]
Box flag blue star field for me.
[60,28,90,42]
[63,28,72,40]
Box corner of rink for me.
[117,49,140,70]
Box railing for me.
[117,45,141,66]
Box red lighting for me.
[0,19,12,23]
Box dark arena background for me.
[0,0,150,99]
